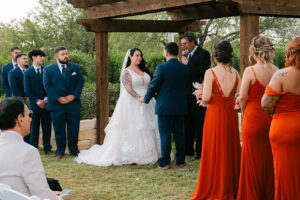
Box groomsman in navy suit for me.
[8,53,30,143]
[1,47,22,97]
[43,46,84,160]
[24,49,53,155]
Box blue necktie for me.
[37,68,42,82]
[62,65,66,79]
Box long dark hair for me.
[126,48,152,79]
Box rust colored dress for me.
[237,67,274,200]
[265,85,300,200]
[191,69,241,200]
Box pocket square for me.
[72,72,77,76]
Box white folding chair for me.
[0,184,41,200]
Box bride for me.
[75,48,161,166]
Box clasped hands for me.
[137,96,144,103]
[58,95,76,104]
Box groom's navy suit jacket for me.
[43,62,84,113]
[144,58,189,116]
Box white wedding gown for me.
[75,69,161,166]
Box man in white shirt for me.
[0,97,68,200]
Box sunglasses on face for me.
[29,110,33,118]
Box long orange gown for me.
[191,69,241,200]
[237,67,274,200]
[265,85,300,200]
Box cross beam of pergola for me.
[66,0,300,144]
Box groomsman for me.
[24,49,53,155]
[43,46,84,160]
[8,53,30,143]
[1,47,22,97]
[180,31,211,161]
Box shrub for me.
[80,82,120,119]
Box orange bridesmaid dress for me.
[237,67,274,200]
[265,85,300,200]
[191,69,241,200]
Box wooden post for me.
[240,14,259,76]
[95,32,109,144]
[178,33,183,61]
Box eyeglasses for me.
[29,110,33,118]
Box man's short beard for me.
[58,58,68,64]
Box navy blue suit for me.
[8,66,30,143]
[144,58,189,167]
[24,66,52,152]
[43,62,84,156]
[1,62,15,97]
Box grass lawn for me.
[40,149,200,200]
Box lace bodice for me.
[126,69,151,90]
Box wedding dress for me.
[75,51,161,166]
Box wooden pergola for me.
[67,0,300,144]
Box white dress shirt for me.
[188,45,198,59]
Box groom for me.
[142,42,189,169]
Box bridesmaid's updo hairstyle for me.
[285,37,300,69]
[126,48,152,79]
[249,36,274,65]
[212,40,233,65]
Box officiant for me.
[180,31,211,161]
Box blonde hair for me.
[249,36,274,65]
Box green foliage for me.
[80,83,96,120]
[80,82,121,119]
[273,44,286,69]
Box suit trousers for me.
[50,111,80,156]
[158,115,185,167]
[30,108,52,152]
[184,98,206,156]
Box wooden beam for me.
[168,2,239,20]
[67,0,124,8]
[95,32,109,144]
[77,19,206,32]
[85,0,216,19]
[240,14,259,76]
[235,0,300,17]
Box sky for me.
[0,0,39,23]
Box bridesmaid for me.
[191,40,241,200]
[262,37,300,200]
[237,36,278,200]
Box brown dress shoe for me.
[175,163,185,167]
[156,165,170,170]
[45,151,54,156]
[55,155,63,160]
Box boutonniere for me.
[66,66,70,71]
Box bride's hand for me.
[137,96,144,103]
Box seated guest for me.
[0,97,68,200]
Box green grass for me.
[40,149,200,200]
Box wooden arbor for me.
[67,0,300,144]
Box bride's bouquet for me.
[192,82,208,107]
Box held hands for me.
[181,56,189,65]
[137,96,144,103]
[234,93,240,110]
[37,100,46,109]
